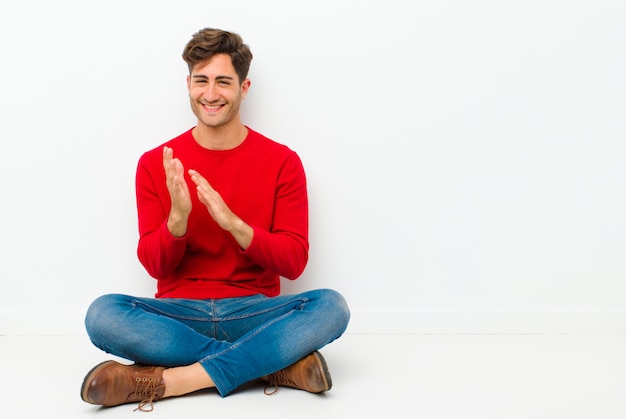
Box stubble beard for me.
[191,96,242,129]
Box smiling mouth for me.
[201,103,224,112]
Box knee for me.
[84,294,128,340]
[317,289,351,335]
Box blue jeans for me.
[84,289,350,396]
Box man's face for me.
[187,53,250,129]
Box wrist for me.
[229,218,253,249]
[167,211,189,238]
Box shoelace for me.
[263,370,297,396]
[132,377,165,412]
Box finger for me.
[189,169,211,188]
[189,173,215,204]
[170,160,181,184]
[163,147,178,181]
[195,188,209,206]
[163,146,173,168]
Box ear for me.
[186,75,191,90]
[240,79,251,99]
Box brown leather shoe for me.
[262,351,332,395]
[81,360,166,411]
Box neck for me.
[193,121,248,150]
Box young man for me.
[80,28,350,412]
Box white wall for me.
[1,0,625,335]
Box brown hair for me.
[182,28,253,84]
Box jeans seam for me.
[215,298,307,321]
[131,300,214,322]
[130,297,308,322]
[201,306,297,362]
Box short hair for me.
[182,28,253,84]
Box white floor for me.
[2,333,626,418]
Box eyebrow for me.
[191,75,235,81]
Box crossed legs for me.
[81,289,350,409]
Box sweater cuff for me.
[160,220,188,247]
[241,224,261,255]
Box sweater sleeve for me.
[242,152,309,280]
[135,152,188,280]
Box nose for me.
[202,82,220,102]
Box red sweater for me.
[135,127,309,299]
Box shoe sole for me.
[312,351,333,392]
[80,360,119,403]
